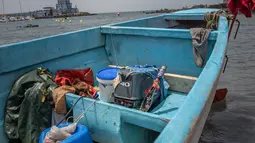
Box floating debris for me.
[17,24,39,29]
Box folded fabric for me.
[53,85,76,114]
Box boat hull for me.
[184,53,227,143]
[0,8,229,143]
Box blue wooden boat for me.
[0,8,228,143]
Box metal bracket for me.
[223,55,228,73]
[228,16,240,40]
[233,19,240,39]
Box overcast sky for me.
[1,0,223,14]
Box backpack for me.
[112,65,158,108]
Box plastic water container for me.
[39,123,92,143]
[96,68,119,103]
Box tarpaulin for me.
[54,68,94,86]
[4,68,56,143]
[228,0,255,17]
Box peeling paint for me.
[160,118,171,123]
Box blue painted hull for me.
[0,8,228,143]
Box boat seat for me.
[108,65,197,93]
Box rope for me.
[204,10,234,29]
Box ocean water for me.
[200,15,255,143]
[0,12,159,45]
[0,12,255,143]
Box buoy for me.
[213,88,228,103]
[80,20,83,23]
[117,13,120,16]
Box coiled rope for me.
[204,10,240,39]
[204,10,234,29]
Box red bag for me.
[54,68,94,86]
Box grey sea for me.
[0,12,254,143]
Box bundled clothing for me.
[52,82,96,114]
[53,68,96,114]
[53,86,76,114]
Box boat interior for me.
[0,9,227,143]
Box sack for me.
[113,65,157,108]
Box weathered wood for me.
[164,73,197,93]
[108,65,197,93]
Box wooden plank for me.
[109,65,197,93]
[164,73,197,93]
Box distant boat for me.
[0,17,7,23]
[24,16,34,21]
[0,0,7,23]
[17,16,25,21]
[24,16,31,20]
[9,17,17,22]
